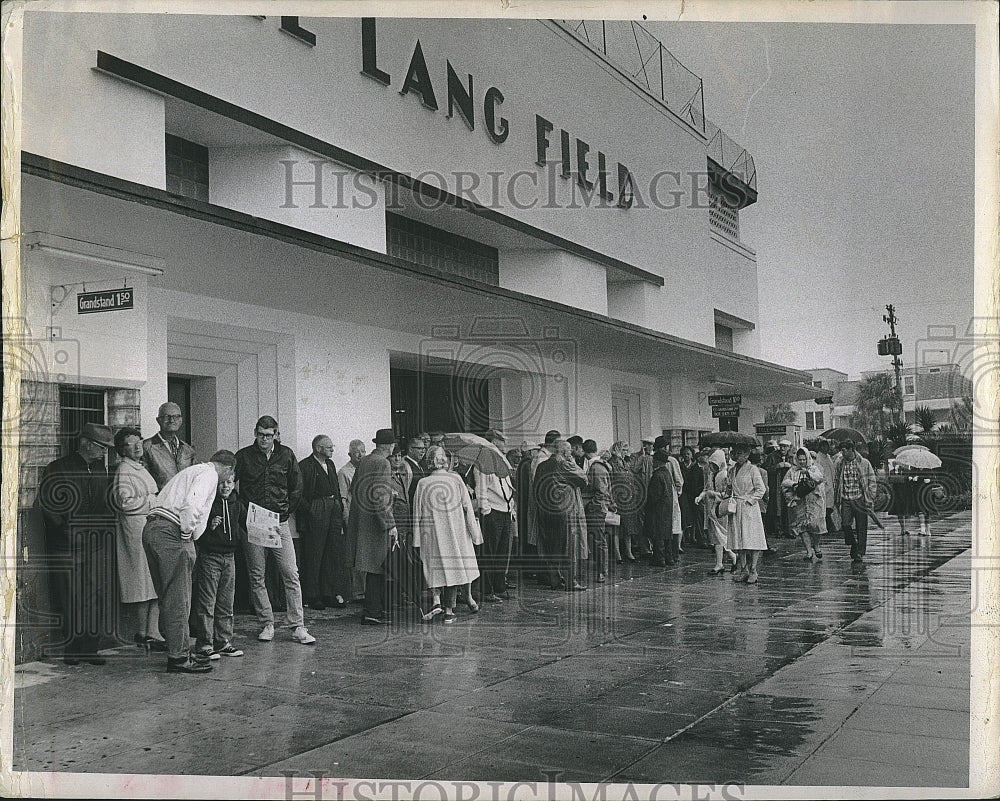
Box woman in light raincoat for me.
[782,446,826,562]
[726,444,769,584]
[700,448,738,575]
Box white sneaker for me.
[291,626,316,645]
[257,623,275,642]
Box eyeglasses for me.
[256,431,277,439]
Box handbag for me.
[604,511,621,526]
[794,474,818,498]
[718,498,737,516]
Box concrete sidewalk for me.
[11,510,975,790]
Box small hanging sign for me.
[77,287,133,314]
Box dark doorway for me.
[390,365,491,441]
[167,376,192,444]
[718,415,740,432]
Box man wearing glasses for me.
[143,402,197,490]
[235,415,315,644]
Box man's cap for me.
[543,429,561,444]
[653,435,668,450]
[567,435,584,447]
[484,428,506,443]
[779,439,792,446]
[373,428,397,445]
[641,435,655,444]
[81,422,114,448]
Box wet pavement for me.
[12,511,973,788]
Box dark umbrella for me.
[820,427,867,444]
[699,431,760,448]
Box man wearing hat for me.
[346,428,400,624]
[475,429,514,601]
[37,422,115,664]
[763,439,795,538]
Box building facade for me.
[791,365,973,436]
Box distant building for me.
[792,365,972,435]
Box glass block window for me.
[386,212,499,286]
[709,188,740,241]
[165,134,210,201]
[59,387,106,457]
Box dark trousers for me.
[363,572,386,619]
[48,530,114,656]
[480,511,512,596]
[585,517,608,577]
[649,527,677,565]
[539,513,575,588]
[840,499,869,559]
[301,497,350,602]
[825,507,837,534]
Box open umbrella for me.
[893,449,942,469]
[893,444,931,456]
[699,431,760,448]
[820,427,867,444]
[442,432,513,478]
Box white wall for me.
[25,250,150,389]
[20,12,763,349]
[500,249,608,316]
[210,145,387,252]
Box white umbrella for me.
[893,449,942,469]
[893,444,931,456]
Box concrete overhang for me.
[21,154,814,391]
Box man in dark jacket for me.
[644,451,677,566]
[37,422,115,664]
[235,415,313,644]
[298,435,349,610]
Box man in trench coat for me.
[347,428,399,624]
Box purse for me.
[794,474,817,498]
[604,511,621,526]
[718,498,737,516]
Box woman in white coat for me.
[412,446,483,623]
[726,443,769,584]
[111,427,165,649]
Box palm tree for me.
[950,393,974,432]
[850,373,901,437]
[884,422,914,448]
[914,405,937,434]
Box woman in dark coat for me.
[644,452,676,566]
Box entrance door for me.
[611,389,642,450]
[390,365,491,441]
[167,376,192,444]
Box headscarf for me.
[707,448,728,488]
[794,446,814,468]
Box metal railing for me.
[555,19,706,134]
[705,120,757,193]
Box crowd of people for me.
[36,403,915,675]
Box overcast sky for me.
[646,21,975,379]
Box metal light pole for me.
[878,304,904,425]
